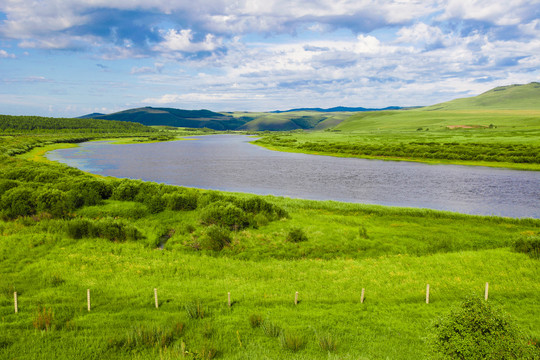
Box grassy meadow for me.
[1,143,539,359]
[254,109,540,170]
[1,106,539,359]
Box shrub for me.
[249,314,263,328]
[145,194,166,214]
[199,226,231,251]
[280,330,306,352]
[513,235,540,259]
[286,227,308,243]
[431,296,539,359]
[1,186,36,218]
[200,201,249,230]
[65,218,143,242]
[111,180,141,201]
[163,192,198,211]
[36,188,69,217]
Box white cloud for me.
[153,29,222,54]
[0,49,16,58]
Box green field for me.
[1,133,539,359]
[1,96,540,359]
[254,109,540,170]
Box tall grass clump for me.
[317,332,339,352]
[32,307,54,331]
[249,313,264,328]
[185,302,206,319]
[199,225,231,251]
[261,321,281,337]
[280,330,306,352]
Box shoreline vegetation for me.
[1,114,539,359]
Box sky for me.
[0,0,539,117]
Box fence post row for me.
[11,284,496,312]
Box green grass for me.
[254,109,540,170]
[1,159,539,358]
[423,82,540,111]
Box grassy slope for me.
[254,83,540,170]
[1,194,539,359]
[423,82,540,111]
[230,111,353,131]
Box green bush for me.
[36,188,69,217]
[200,201,249,230]
[1,186,36,218]
[431,296,539,359]
[111,180,141,201]
[65,218,143,242]
[286,227,308,243]
[163,192,198,211]
[513,235,540,259]
[199,226,231,251]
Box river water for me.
[47,135,540,218]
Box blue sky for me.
[1,0,539,117]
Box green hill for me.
[423,82,540,110]
[82,107,249,130]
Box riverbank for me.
[1,151,539,359]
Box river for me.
[46,135,540,218]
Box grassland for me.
[1,141,539,359]
[1,110,539,359]
[254,109,540,170]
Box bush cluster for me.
[65,218,143,242]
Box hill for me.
[80,107,249,130]
[423,82,540,110]
[272,106,403,113]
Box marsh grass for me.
[32,307,54,331]
[261,321,282,337]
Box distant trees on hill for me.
[0,115,154,133]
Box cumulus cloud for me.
[0,49,15,58]
[153,29,222,54]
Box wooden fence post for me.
[87,289,91,311]
[154,288,159,309]
[14,292,18,313]
[228,292,231,307]
[426,284,430,304]
[361,288,365,303]
[485,282,489,301]
[294,291,299,305]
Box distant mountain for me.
[78,112,105,119]
[79,107,249,130]
[272,106,402,113]
[422,82,540,110]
